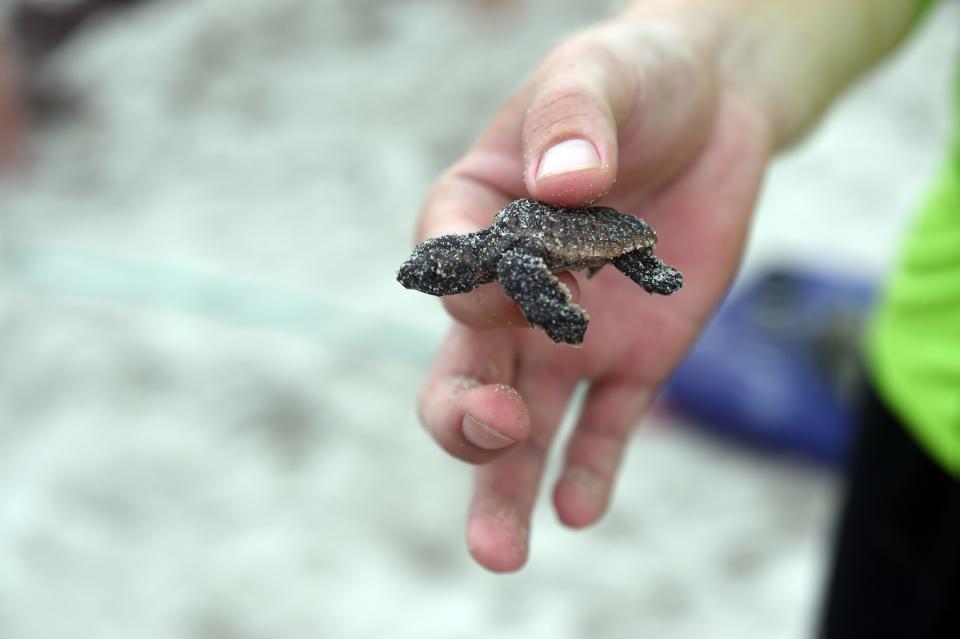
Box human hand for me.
[414,15,774,572]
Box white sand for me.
[0,1,956,637]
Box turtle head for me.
[397,232,494,296]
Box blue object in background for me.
[662,268,877,466]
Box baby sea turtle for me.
[397,198,683,345]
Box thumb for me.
[522,35,626,206]
[522,22,716,207]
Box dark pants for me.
[819,385,960,638]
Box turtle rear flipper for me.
[613,248,683,295]
[497,249,589,345]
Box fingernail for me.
[536,138,600,180]
[463,414,515,450]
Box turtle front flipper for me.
[612,248,683,295]
[497,249,589,345]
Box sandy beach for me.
[0,1,957,637]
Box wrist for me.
[613,1,792,148]
[617,0,921,150]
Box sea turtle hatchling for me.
[397,198,683,345]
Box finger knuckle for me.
[524,87,604,141]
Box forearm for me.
[621,0,924,147]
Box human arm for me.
[623,0,926,146]
[415,0,925,572]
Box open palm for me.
[415,22,773,572]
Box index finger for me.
[418,169,533,328]
[416,128,581,328]
[415,84,529,243]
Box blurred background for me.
[0,1,956,637]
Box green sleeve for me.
[868,0,960,478]
[916,0,940,17]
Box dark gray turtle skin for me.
[397,198,683,345]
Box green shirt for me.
[869,2,960,477]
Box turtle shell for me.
[490,199,657,270]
